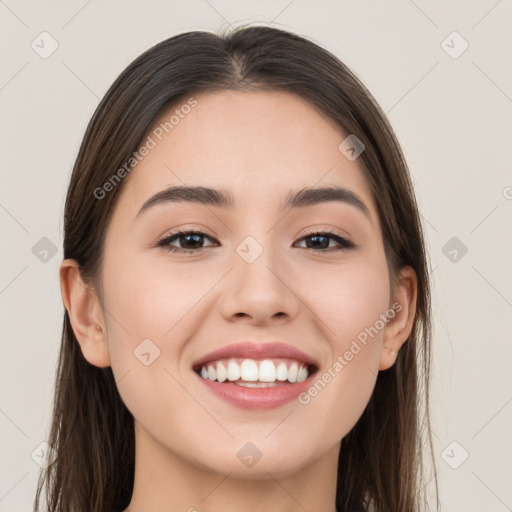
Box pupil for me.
[182,234,202,248]
[308,235,327,249]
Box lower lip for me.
[194,372,315,410]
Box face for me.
[89,90,402,478]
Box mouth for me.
[191,341,320,409]
[193,359,319,410]
[193,357,319,387]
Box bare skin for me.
[60,89,417,512]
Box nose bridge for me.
[219,234,299,323]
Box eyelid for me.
[297,224,351,239]
[154,224,217,245]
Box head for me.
[35,25,437,512]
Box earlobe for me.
[378,266,418,371]
[59,259,111,368]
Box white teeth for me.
[287,362,298,383]
[227,360,241,381]
[258,359,276,382]
[296,365,308,383]
[237,381,278,388]
[276,362,288,381]
[216,361,227,383]
[198,358,312,384]
[240,359,259,381]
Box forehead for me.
[117,89,376,219]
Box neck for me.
[123,423,339,512]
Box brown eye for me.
[295,231,356,251]
[157,230,218,253]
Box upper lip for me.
[192,341,319,370]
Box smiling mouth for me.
[193,357,319,387]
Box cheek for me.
[102,252,206,343]
[99,254,213,465]
[298,253,390,349]
[100,251,223,413]
[291,257,389,440]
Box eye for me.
[156,228,356,254]
[156,229,218,254]
[294,230,356,252]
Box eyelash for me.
[156,229,356,254]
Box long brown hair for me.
[34,24,438,512]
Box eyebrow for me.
[134,185,372,221]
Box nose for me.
[219,245,300,326]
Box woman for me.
[34,25,438,512]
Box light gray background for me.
[1,1,511,510]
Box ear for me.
[59,259,111,368]
[378,265,418,371]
